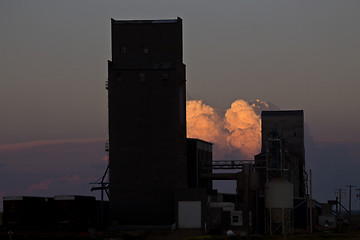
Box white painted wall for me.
[178,201,201,228]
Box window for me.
[165,46,172,54]
[120,45,126,54]
[116,73,123,82]
[162,72,168,81]
[139,73,145,82]
[231,211,242,226]
[143,44,149,54]
[232,215,239,223]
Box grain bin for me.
[265,178,293,235]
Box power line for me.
[356,188,360,211]
[335,188,346,216]
[346,185,356,223]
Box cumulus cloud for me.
[187,99,276,159]
[186,100,228,153]
[224,100,261,158]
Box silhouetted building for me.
[255,110,305,198]
[186,138,213,190]
[54,195,96,230]
[3,196,54,230]
[107,18,187,227]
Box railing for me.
[203,160,254,170]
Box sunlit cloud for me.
[187,99,278,159]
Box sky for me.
[1,0,360,210]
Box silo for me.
[265,178,293,235]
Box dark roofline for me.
[111,17,182,25]
[261,110,303,117]
[186,138,213,145]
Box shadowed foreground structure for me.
[107,18,187,227]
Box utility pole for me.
[335,188,346,216]
[309,169,313,234]
[356,189,360,213]
[335,196,340,232]
[346,185,356,224]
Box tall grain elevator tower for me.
[255,110,305,198]
[107,18,187,227]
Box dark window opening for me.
[143,45,149,54]
[232,216,239,223]
[116,73,123,82]
[162,72,168,81]
[120,45,126,54]
[139,73,145,82]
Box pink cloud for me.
[0,138,105,152]
[26,175,99,194]
[28,179,53,192]
[60,175,81,184]
[61,175,97,184]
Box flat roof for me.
[54,195,95,200]
[109,62,176,70]
[262,110,303,117]
[112,18,181,25]
[187,138,213,145]
[3,196,49,201]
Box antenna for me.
[90,139,110,229]
[346,184,356,224]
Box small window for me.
[143,45,149,54]
[232,215,239,223]
[139,73,145,82]
[116,73,123,82]
[162,72,168,81]
[165,46,172,53]
[120,45,126,54]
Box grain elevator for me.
[107,18,187,227]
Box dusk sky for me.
[1,1,360,210]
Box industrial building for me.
[107,18,187,227]
[106,18,312,234]
[255,110,306,198]
[2,195,101,231]
[0,18,350,238]
[254,110,307,234]
[186,138,213,190]
[2,196,53,230]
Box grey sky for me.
[1,0,360,143]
